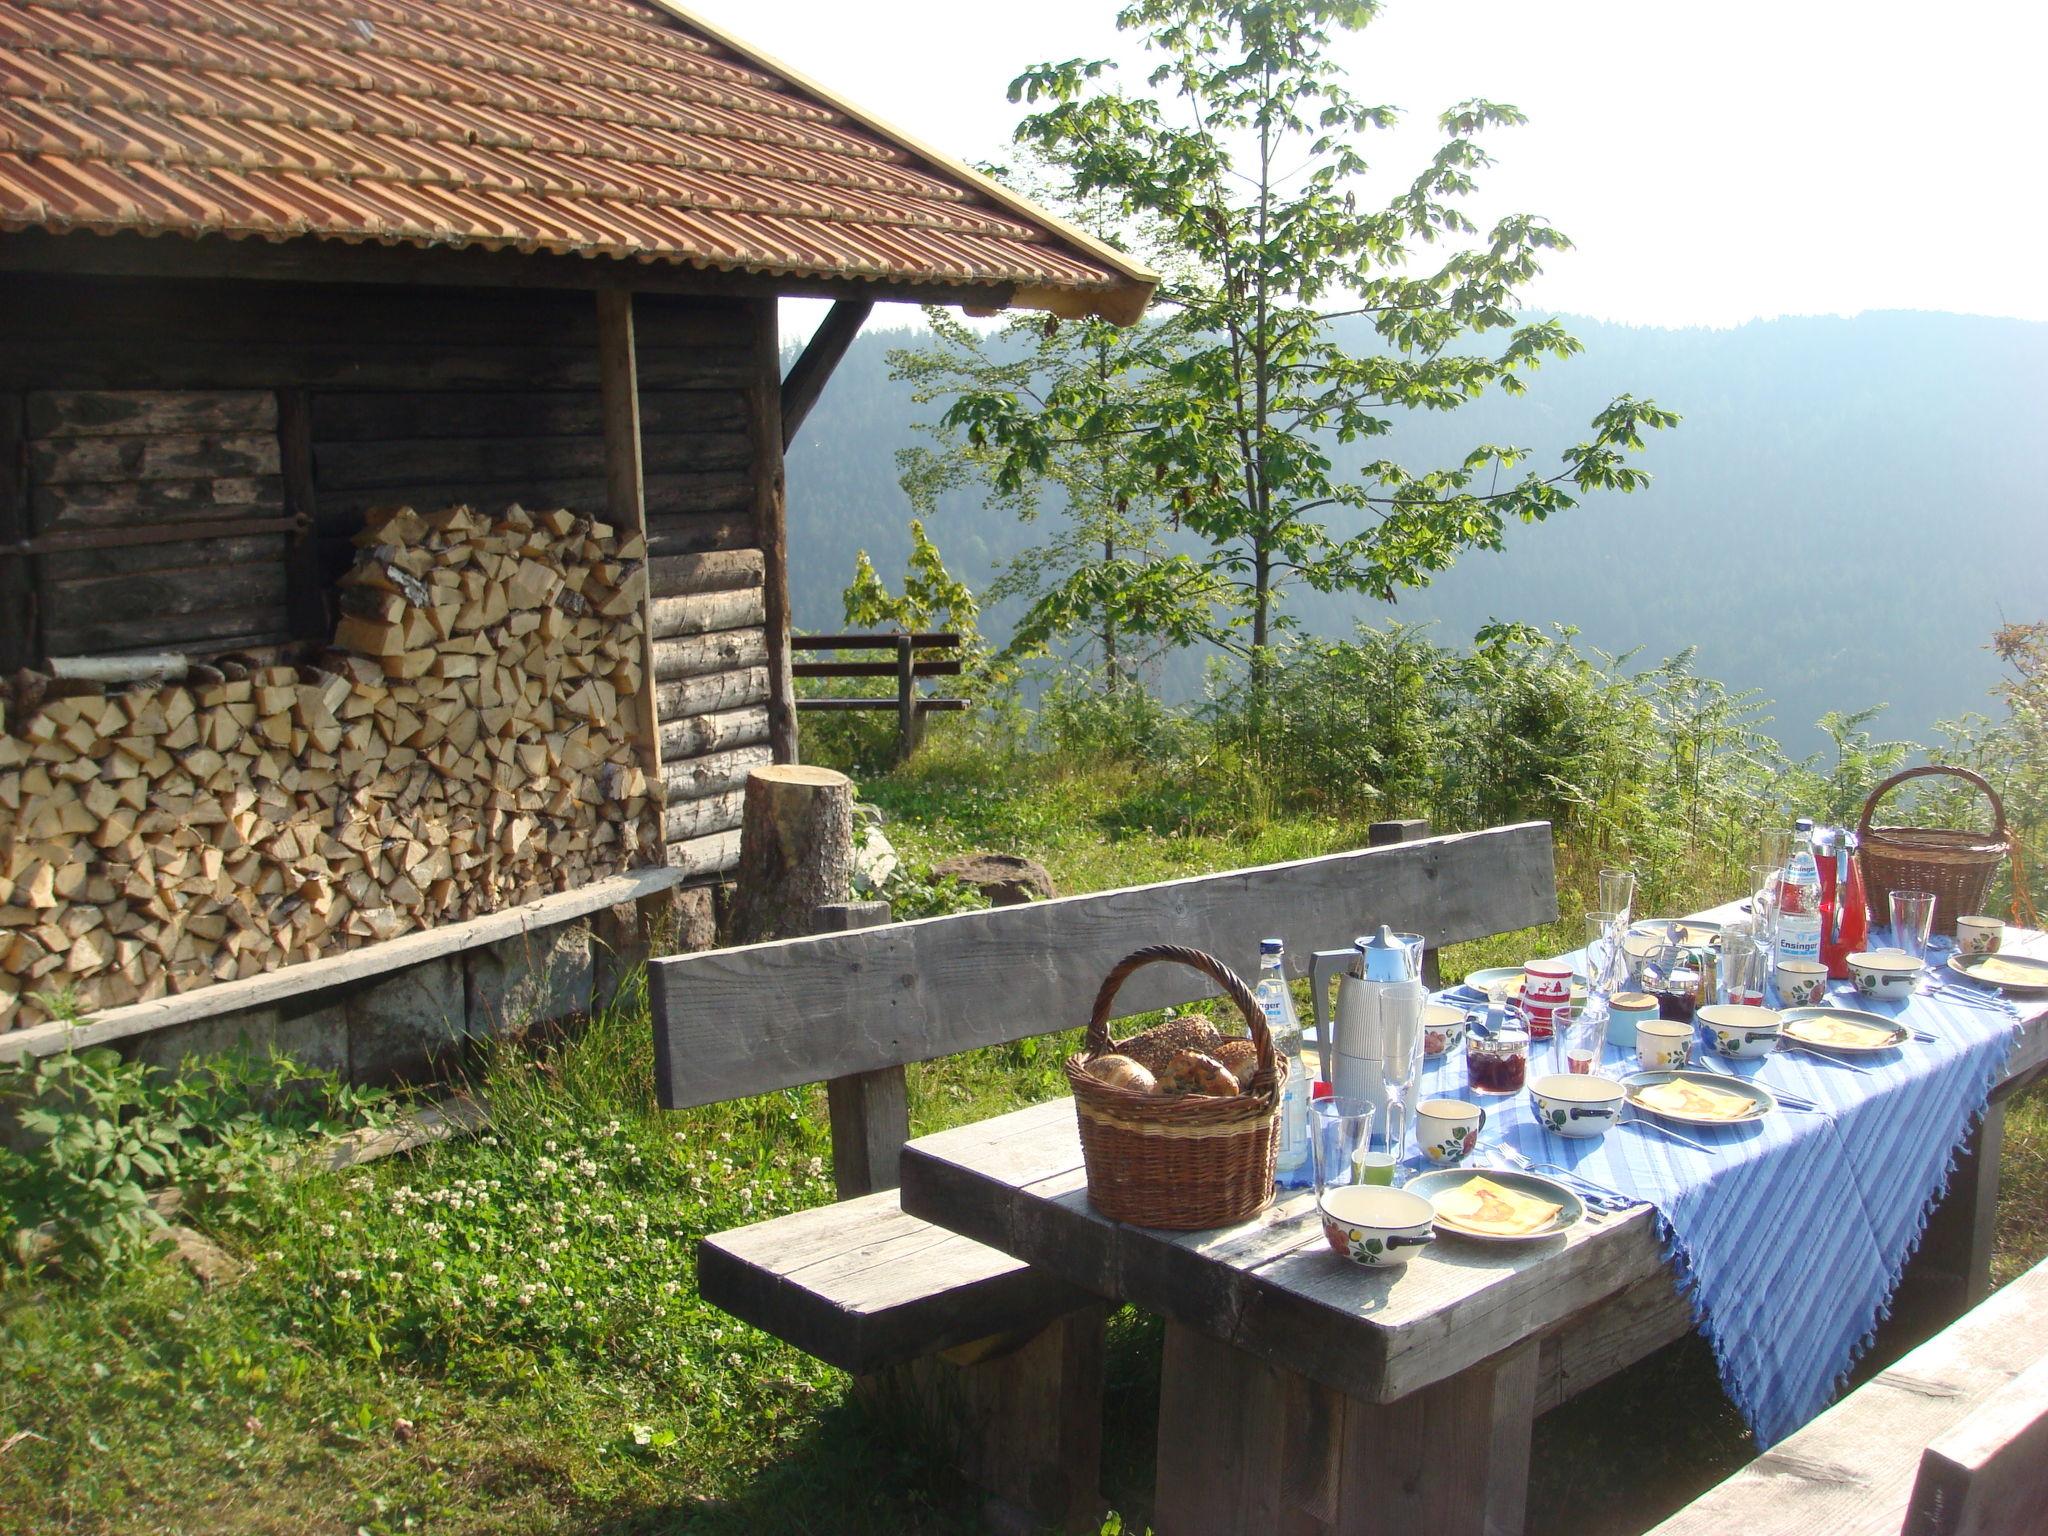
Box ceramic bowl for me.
[1773,959,1828,1007]
[1848,949,1923,1002]
[1697,1003,1783,1059]
[1421,1002,1467,1058]
[1319,1185,1436,1268]
[1527,1072,1624,1139]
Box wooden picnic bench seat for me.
[1652,1254,2048,1535]
[651,820,1559,1531]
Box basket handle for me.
[1858,765,2008,843]
[1085,944,1275,1091]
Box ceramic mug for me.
[1606,991,1659,1050]
[1521,960,1574,1040]
[1413,1096,1487,1165]
[1774,959,1827,1007]
[1956,915,2005,956]
[1636,1018,1694,1071]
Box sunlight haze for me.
[682,0,2048,333]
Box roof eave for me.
[642,0,1159,327]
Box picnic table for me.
[897,907,2048,1536]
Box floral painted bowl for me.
[1697,1003,1783,1060]
[1422,1003,1467,1058]
[1848,949,1922,1002]
[1773,960,1827,1007]
[1528,1072,1624,1139]
[1319,1185,1436,1268]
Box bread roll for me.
[1154,1050,1241,1097]
[1119,1014,1225,1071]
[1212,1038,1261,1084]
[1087,1054,1158,1094]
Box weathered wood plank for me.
[0,866,687,1063]
[650,823,1558,1111]
[318,472,755,530]
[653,625,768,682]
[649,586,767,640]
[666,828,741,879]
[1906,1350,2048,1536]
[828,1064,910,1199]
[644,509,758,554]
[662,789,745,844]
[25,389,276,438]
[276,387,328,640]
[310,430,751,492]
[648,547,764,598]
[657,704,769,762]
[38,532,283,582]
[663,743,775,803]
[29,478,280,531]
[1650,1257,2048,1535]
[654,665,769,720]
[697,1188,1097,1375]
[29,432,281,485]
[309,388,746,442]
[1532,1267,1693,1414]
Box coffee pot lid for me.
[1359,924,1414,982]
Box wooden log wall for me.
[0,273,779,879]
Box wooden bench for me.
[1652,1256,2048,1535]
[649,821,1558,1530]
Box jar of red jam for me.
[1467,1029,1530,1095]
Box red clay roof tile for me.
[0,0,1155,320]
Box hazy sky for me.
[683,0,2048,335]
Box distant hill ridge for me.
[785,310,2048,756]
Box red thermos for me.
[1816,828,1870,980]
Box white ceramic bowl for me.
[1319,1185,1436,1268]
[1421,1002,1467,1057]
[1848,949,1923,1002]
[1528,1072,1625,1139]
[1773,960,1828,1007]
[1697,1003,1783,1060]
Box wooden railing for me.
[790,631,966,762]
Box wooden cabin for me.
[0,0,1153,1055]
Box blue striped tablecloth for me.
[1419,938,2029,1447]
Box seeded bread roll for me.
[1212,1038,1261,1085]
[1086,1054,1158,1094]
[1119,1014,1225,1071]
[1154,1049,1241,1097]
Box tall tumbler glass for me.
[1889,889,1938,960]
[1598,869,1638,925]
[1584,911,1628,998]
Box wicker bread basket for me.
[1064,944,1284,1230]
[1858,766,2009,935]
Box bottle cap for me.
[1310,1079,1333,1100]
[1260,937,1284,956]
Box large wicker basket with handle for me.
[1858,766,2009,935]
[1064,944,1284,1231]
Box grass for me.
[3,732,2044,1536]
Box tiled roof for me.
[0,0,1155,322]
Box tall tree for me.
[941,0,1676,703]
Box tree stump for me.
[728,764,855,944]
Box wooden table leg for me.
[1154,1321,1538,1536]
[1913,1096,2008,1312]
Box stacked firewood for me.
[0,504,658,1030]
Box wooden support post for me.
[749,298,798,765]
[275,388,328,638]
[864,1305,1109,1535]
[597,289,666,863]
[727,764,854,945]
[1911,1096,2009,1315]
[895,633,917,765]
[0,391,31,671]
[780,298,873,449]
[1154,1322,1536,1536]
[813,900,907,1197]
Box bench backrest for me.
[649,820,1556,1112]
[1904,1349,2048,1536]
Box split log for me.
[648,587,766,641]
[726,765,855,946]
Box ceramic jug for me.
[1309,927,1425,1136]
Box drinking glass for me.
[1598,869,1638,923]
[1552,1003,1606,1076]
[1889,890,1938,960]
[1584,911,1627,996]
[1759,827,1796,875]
[1310,1096,1380,1198]
[1719,921,1769,1005]
[1748,862,1781,939]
